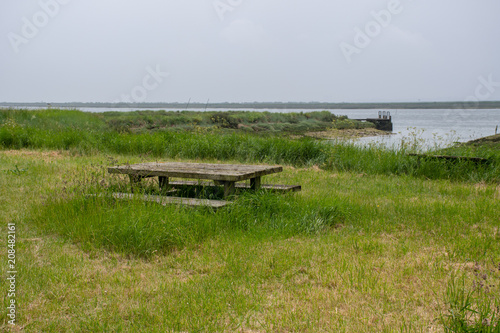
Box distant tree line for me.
[2,101,500,110]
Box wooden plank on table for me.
[105,193,230,209]
[108,162,283,181]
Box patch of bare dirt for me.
[305,128,393,139]
[1,149,66,162]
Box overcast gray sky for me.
[2,0,500,103]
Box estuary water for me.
[326,108,500,150]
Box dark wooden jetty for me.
[408,153,491,164]
[355,111,393,131]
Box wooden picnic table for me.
[108,162,286,198]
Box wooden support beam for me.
[159,176,170,194]
[223,181,236,198]
[250,177,261,190]
[167,180,301,193]
[129,175,143,192]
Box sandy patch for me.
[305,128,393,139]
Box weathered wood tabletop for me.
[108,162,284,197]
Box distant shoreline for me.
[2,101,500,110]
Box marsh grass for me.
[99,109,368,133]
[1,109,499,182]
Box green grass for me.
[31,190,347,258]
[0,149,499,332]
[439,134,500,160]
[1,109,500,331]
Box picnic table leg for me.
[129,175,143,193]
[250,176,261,190]
[223,181,236,198]
[159,176,170,194]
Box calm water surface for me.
[331,109,500,150]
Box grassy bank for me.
[99,109,374,133]
[1,109,499,182]
[439,134,500,159]
[0,108,372,135]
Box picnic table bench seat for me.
[99,193,231,209]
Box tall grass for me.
[1,108,499,182]
[31,188,348,258]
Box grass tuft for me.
[441,273,500,332]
